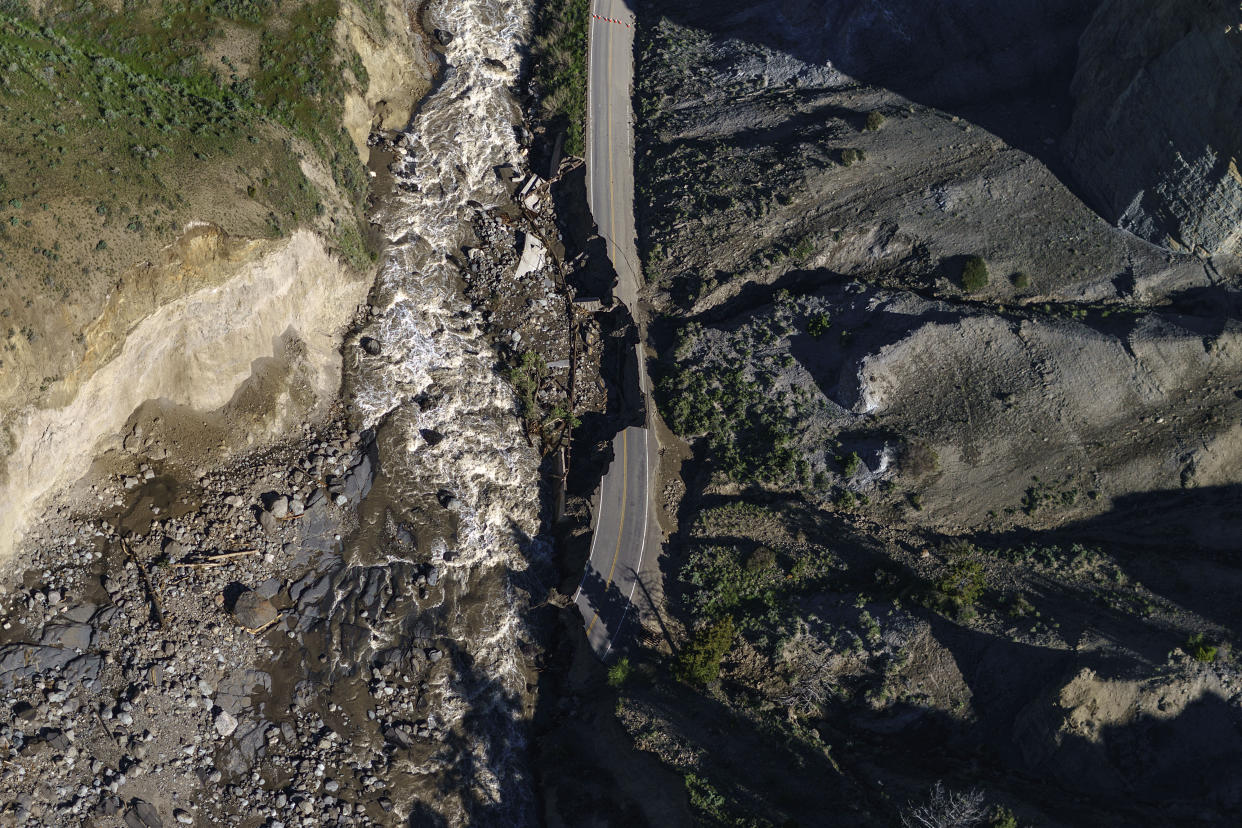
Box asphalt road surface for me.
[577,0,657,659]
[586,0,640,310]
[573,426,657,657]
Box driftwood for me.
[172,549,260,569]
[121,538,164,628]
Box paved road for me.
[586,0,640,311]
[572,425,657,657]
[576,0,656,659]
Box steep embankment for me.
[1065,0,1242,259]
[637,0,1235,535]
[619,2,1242,826]
[0,0,432,559]
[0,227,370,565]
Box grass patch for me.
[0,0,374,297]
[1186,632,1218,663]
[607,656,633,688]
[532,0,589,155]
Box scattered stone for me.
[124,798,162,828]
[257,511,278,534]
[214,709,238,738]
[230,589,278,630]
[434,28,453,45]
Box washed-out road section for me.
[575,0,658,658]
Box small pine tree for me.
[675,617,734,686]
[607,656,632,687]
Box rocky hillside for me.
[0,0,433,560]
[615,1,1242,825]
[1065,0,1242,259]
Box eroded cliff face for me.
[1065,0,1242,258]
[0,0,433,562]
[0,226,370,560]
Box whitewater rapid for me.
[346,0,543,822]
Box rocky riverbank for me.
[0,143,597,824]
[0,0,620,819]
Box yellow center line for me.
[586,429,628,635]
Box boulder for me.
[230,590,278,630]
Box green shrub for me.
[1186,633,1218,663]
[685,774,728,822]
[607,656,632,688]
[991,805,1019,828]
[864,111,885,132]
[840,147,865,167]
[936,552,986,612]
[961,256,989,292]
[507,350,546,417]
[839,451,861,477]
[806,312,831,338]
[791,235,814,260]
[675,616,734,686]
[1010,271,1030,289]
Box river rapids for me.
[342,0,542,822]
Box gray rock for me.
[224,494,245,509]
[39,622,94,650]
[257,511,278,534]
[214,709,238,738]
[0,644,101,689]
[268,496,289,519]
[124,799,162,828]
[434,28,453,45]
[230,591,278,630]
[64,603,97,623]
[342,442,377,503]
[173,810,193,825]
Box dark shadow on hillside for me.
[841,613,1242,825]
[634,0,1107,207]
[979,484,1242,635]
[653,459,1242,822]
